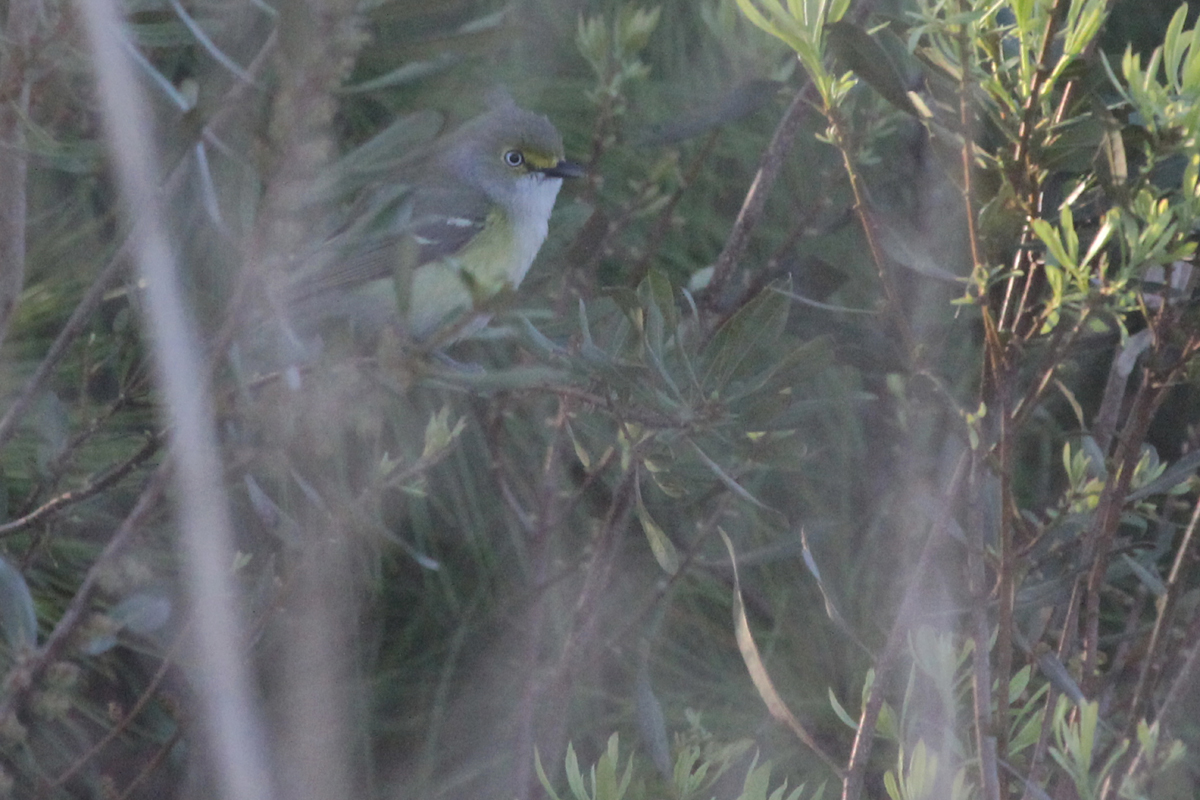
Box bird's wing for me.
[405,178,492,264]
[287,175,490,304]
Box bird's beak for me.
[541,159,586,179]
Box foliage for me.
[0,0,1197,799]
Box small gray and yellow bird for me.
[290,93,584,344]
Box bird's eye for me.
[503,150,524,167]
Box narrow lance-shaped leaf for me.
[635,475,681,575]
[825,21,918,116]
[0,557,36,652]
[717,528,846,776]
[701,278,791,393]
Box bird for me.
[283,92,585,347]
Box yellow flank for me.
[407,171,559,337]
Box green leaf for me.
[1031,218,1075,270]
[636,666,672,778]
[638,268,679,341]
[828,688,858,731]
[1119,553,1167,596]
[718,529,840,773]
[1126,449,1200,501]
[0,557,36,652]
[690,441,781,523]
[635,478,681,575]
[566,743,587,800]
[420,406,466,460]
[341,54,462,94]
[536,749,566,800]
[701,279,791,394]
[1008,664,1032,703]
[825,21,918,116]
[595,734,618,800]
[740,758,773,800]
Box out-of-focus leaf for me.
[724,332,833,402]
[701,279,791,394]
[829,687,858,731]
[635,478,680,575]
[1095,108,1128,191]
[875,221,963,282]
[244,473,282,528]
[109,591,172,635]
[128,20,199,48]
[341,53,462,93]
[801,528,868,652]
[120,32,194,110]
[636,663,672,779]
[826,21,918,116]
[0,557,37,652]
[1041,114,1106,173]
[1119,553,1167,596]
[564,420,591,471]
[636,269,685,400]
[606,286,643,330]
[420,405,465,460]
[35,392,70,476]
[1127,449,1200,501]
[690,440,774,515]
[638,268,679,342]
[168,0,254,84]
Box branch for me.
[701,81,816,313]
[0,433,160,537]
[0,466,168,726]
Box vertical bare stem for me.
[243,4,367,800]
[967,457,1002,800]
[512,397,571,799]
[76,3,275,799]
[702,82,815,312]
[0,0,41,348]
[1125,492,1200,731]
[999,0,1065,333]
[1081,372,1166,694]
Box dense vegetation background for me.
[0,0,1198,799]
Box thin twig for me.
[999,0,1066,333]
[967,455,1002,800]
[827,106,916,362]
[0,433,160,537]
[1080,372,1167,693]
[43,625,187,793]
[1120,491,1200,745]
[701,81,816,313]
[0,466,168,726]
